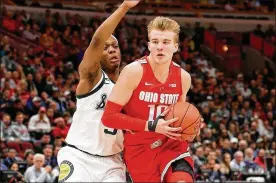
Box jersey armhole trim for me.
[76,72,105,99]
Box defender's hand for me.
[122,0,140,9]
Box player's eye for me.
[113,45,119,49]
[104,46,109,50]
[152,41,158,44]
[163,41,170,44]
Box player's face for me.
[101,36,121,72]
[148,29,178,64]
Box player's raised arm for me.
[102,62,182,138]
[76,0,140,95]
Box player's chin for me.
[155,57,169,64]
[109,63,120,70]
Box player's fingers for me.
[160,107,171,116]
[167,126,182,132]
[164,117,178,125]
[200,117,204,123]
[166,131,181,137]
[200,122,204,129]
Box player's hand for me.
[147,108,182,140]
[197,118,205,136]
[122,0,140,9]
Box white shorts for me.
[57,146,126,182]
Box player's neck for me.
[106,67,119,83]
[147,55,171,83]
[147,55,171,74]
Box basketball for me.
[165,101,201,141]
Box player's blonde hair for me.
[147,16,180,43]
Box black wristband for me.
[148,115,165,132]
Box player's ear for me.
[148,42,151,52]
[173,43,179,53]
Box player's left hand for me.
[186,118,204,142]
[122,0,140,9]
[196,118,205,136]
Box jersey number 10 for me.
[148,104,168,121]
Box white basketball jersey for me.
[65,72,124,156]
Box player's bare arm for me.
[76,0,140,96]
[102,62,182,138]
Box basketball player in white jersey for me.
[57,1,140,182]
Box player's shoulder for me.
[121,60,143,76]
[172,61,181,68]
[180,68,191,82]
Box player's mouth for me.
[109,56,119,63]
[157,53,165,58]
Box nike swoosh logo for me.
[145,82,153,86]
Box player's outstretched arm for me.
[102,62,182,139]
[76,0,140,96]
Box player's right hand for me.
[147,108,182,140]
[122,0,140,9]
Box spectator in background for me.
[238,140,248,153]
[24,153,55,183]
[43,145,57,168]
[0,113,12,141]
[219,153,232,180]
[24,150,35,168]
[26,96,43,117]
[253,24,265,38]
[51,117,69,139]
[265,24,275,39]
[208,23,217,34]
[7,112,31,142]
[3,148,21,168]
[193,146,206,171]
[225,1,235,11]
[244,147,260,172]
[34,133,52,154]
[230,151,246,172]
[28,106,51,140]
[1,51,18,72]
[254,149,266,171]
[9,162,25,183]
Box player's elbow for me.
[101,112,115,128]
[102,100,123,128]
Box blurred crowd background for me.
[0,0,275,183]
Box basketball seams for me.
[181,114,201,133]
[180,117,201,141]
[178,103,190,130]
[181,117,201,134]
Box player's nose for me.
[108,47,116,54]
[157,42,164,50]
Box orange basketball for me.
[165,101,201,141]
